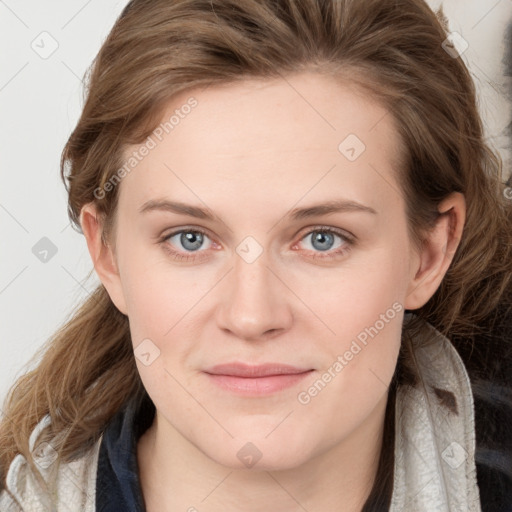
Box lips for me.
[204,362,311,378]
[203,363,314,395]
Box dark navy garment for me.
[95,391,155,512]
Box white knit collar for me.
[390,313,481,511]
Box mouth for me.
[203,362,315,396]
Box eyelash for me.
[158,225,355,262]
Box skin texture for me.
[81,72,466,511]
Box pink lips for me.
[203,363,314,395]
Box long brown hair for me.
[2,0,511,509]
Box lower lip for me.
[205,371,314,396]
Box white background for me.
[1,0,511,406]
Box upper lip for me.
[204,363,312,378]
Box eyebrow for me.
[138,198,377,221]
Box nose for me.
[215,246,293,341]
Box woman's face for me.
[92,72,431,470]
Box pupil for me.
[314,232,332,251]
[183,232,202,250]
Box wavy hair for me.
[1,0,511,509]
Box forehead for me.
[157,72,397,157]
[118,72,404,215]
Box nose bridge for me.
[232,240,274,311]
[233,242,269,295]
[217,236,291,339]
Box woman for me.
[1,0,511,510]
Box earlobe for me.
[404,192,466,310]
[80,203,128,315]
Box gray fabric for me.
[0,414,100,511]
[390,315,481,511]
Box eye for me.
[160,227,214,261]
[293,226,354,260]
[158,225,354,262]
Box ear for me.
[404,192,466,310]
[80,203,128,315]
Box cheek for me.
[296,301,402,444]
[297,239,409,342]
[300,242,407,402]
[117,239,187,334]
[118,250,209,390]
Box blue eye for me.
[160,227,213,261]
[159,226,354,262]
[294,227,353,261]
[168,230,209,252]
[303,230,341,252]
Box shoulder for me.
[0,414,101,512]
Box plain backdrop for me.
[1,0,511,406]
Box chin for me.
[199,428,316,471]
